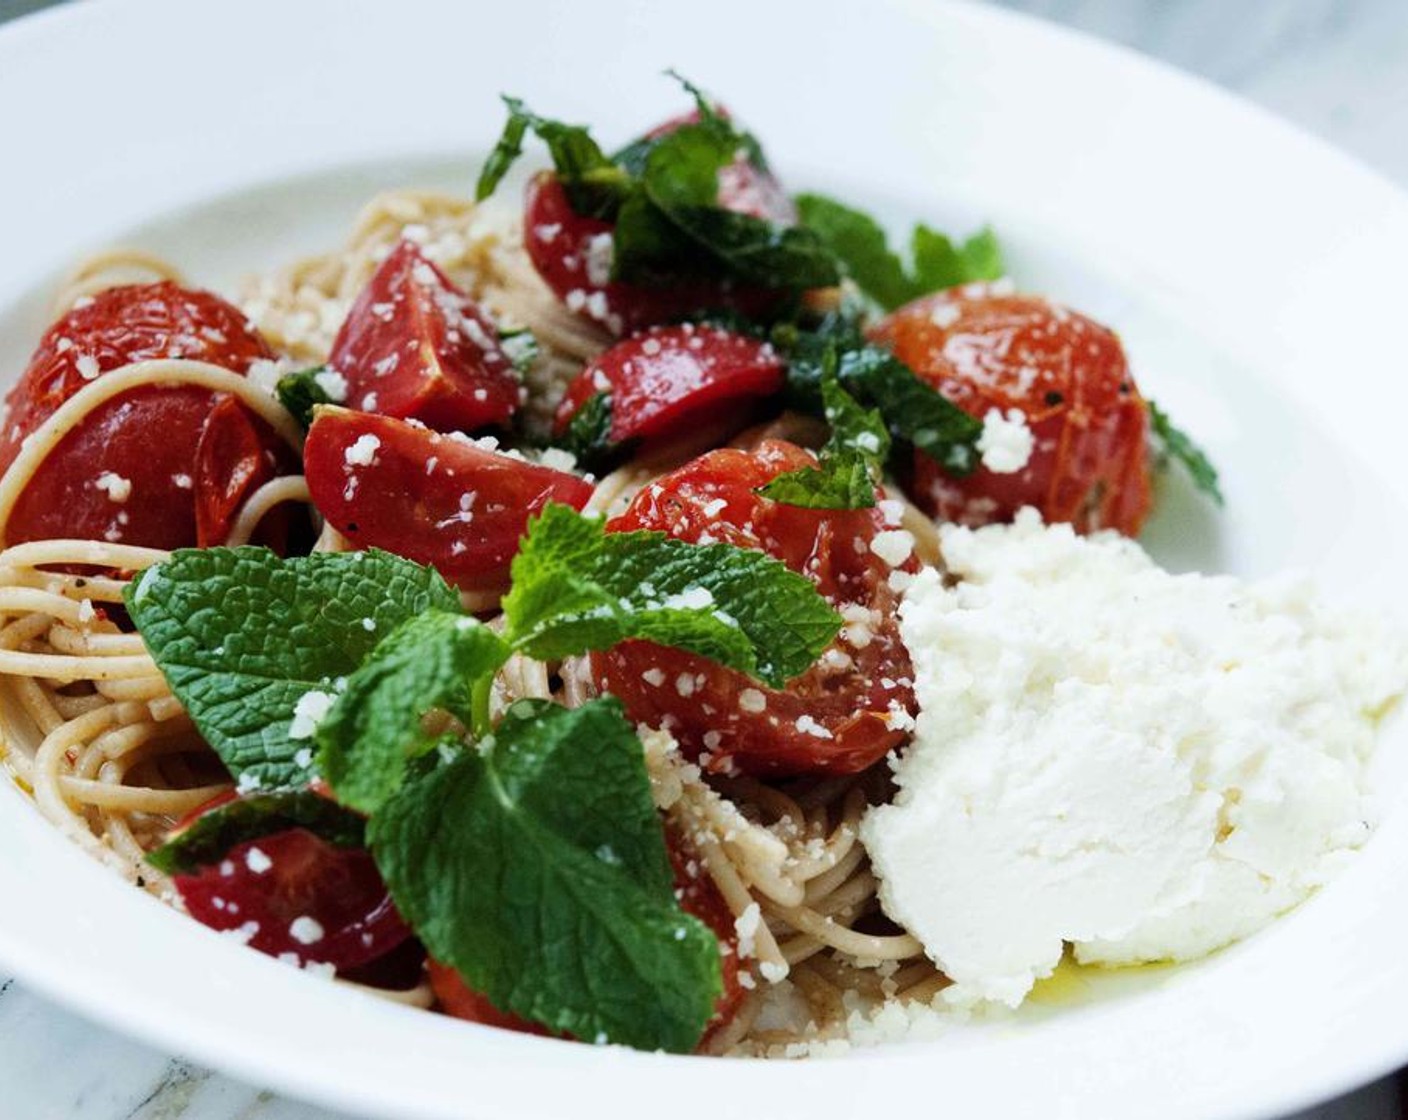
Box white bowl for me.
[1,2,1406,1118]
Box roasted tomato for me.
[429,825,745,1048]
[174,828,412,971]
[870,285,1153,534]
[327,240,520,432]
[193,395,301,548]
[553,324,784,448]
[0,282,284,549]
[304,406,594,592]
[594,439,916,776]
[427,960,554,1037]
[667,825,746,1045]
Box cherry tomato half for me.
[304,406,594,592]
[193,395,301,548]
[327,240,520,433]
[870,285,1153,535]
[554,324,784,448]
[595,439,916,777]
[174,828,412,971]
[0,282,282,549]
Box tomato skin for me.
[173,828,413,971]
[595,440,916,777]
[666,825,746,1044]
[870,286,1153,535]
[427,960,553,1036]
[523,174,785,337]
[328,241,520,433]
[0,282,280,549]
[193,395,300,548]
[303,406,594,592]
[553,324,784,446]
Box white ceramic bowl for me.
[1,2,1406,1118]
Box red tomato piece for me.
[666,825,746,1045]
[870,285,1153,535]
[174,828,412,971]
[594,439,916,777]
[523,174,786,337]
[0,282,279,549]
[327,241,519,432]
[193,395,301,548]
[553,324,784,446]
[303,406,594,592]
[427,960,554,1037]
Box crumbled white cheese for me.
[93,471,132,502]
[289,916,325,945]
[313,368,349,402]
[246,358,284,397]
[288,689,337,740]
[584,232,615,287]
[75,354,101,381]
[245,847,273,874]
[863,509,1408,1008]
[869,529,915,568]
[976,407,1034,474]
[343,433,381,467]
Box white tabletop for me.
[0,0,1404,1117]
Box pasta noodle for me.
[0,189,948,1053]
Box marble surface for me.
[1,0,1406,1117]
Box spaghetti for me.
[0,198,946,1053]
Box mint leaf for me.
[796,193,1004,310]
[757,372,889,509]
[147,790,365,875]
[558,391,619,473]
[625,124,839,289]
[501,505,840,686]
[911,224,1004,295]
[475,97,628,217]
[317,611,510,814]
[126,548,460,791]
[370,698,720,1051]
[276,367,335,429]
[1148,399,1223,504]
[777,314,982,475]
[792,195,914,310]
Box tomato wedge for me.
[870,286,1153,535]
[427,960,554,1036]
[327,240,520,433]
[304,406,594,591]
[0,282,282,549]
[193,395,301,548]
[595,439,916,777]
[554,324,784,447]
[174,828,412,971]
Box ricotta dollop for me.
[862,510,1407,1007]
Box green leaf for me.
[501,504,840,686]
[147,790,366,876]
[276,366,337,429]
[317,611,510,815]
[1148,399,1223,505]
[796,193,1005,310]
[757,373,889,509]
[475,96,628,218]
[621,125,839,290]
[777,313,983,475]
[370,698,720,1052]
[558,391,620,474]
[126,548,461,791]
[911,224,1004,295]
[793,194,915,311]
